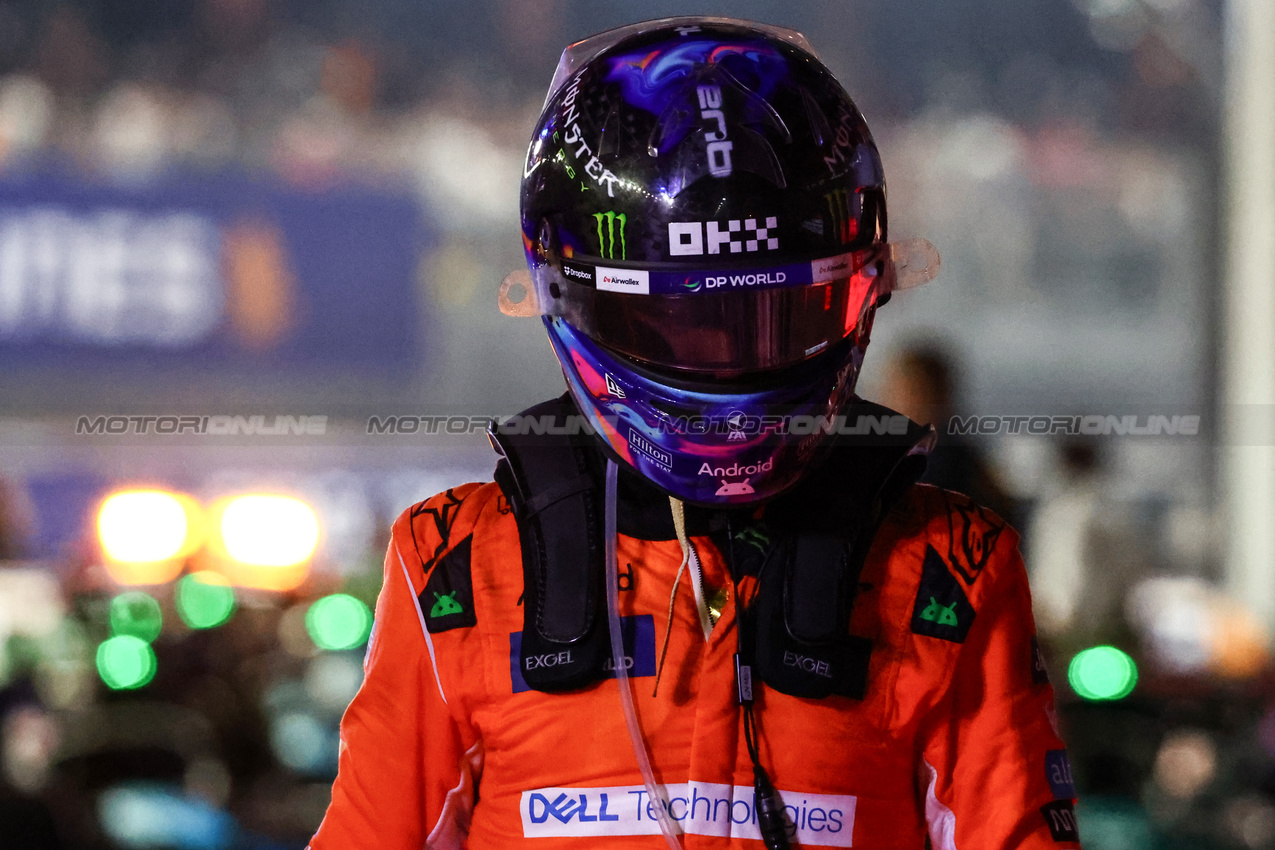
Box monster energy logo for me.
[593,211,627,260]
[825,189,856,246]
[733,527,770,554]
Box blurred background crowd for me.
[0,0,1272,847]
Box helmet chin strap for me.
[604,459,684,850]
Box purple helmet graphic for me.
[507,17,939,505]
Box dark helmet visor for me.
[535,248,883,377]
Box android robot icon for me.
[715,478,756,497]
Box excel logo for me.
[593,210,627,260]
[825,189,858,245]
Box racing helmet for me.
[504,17,938,506]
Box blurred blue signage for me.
[0,168,425,374]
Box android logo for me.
[920,597,959,627]
[430,592,463,618]
[715,478,755,497]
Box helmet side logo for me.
[823,105,865,174]
[697,84,734,177]
[558,75,621,197]
[824,189,859,246]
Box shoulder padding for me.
[892,484,1022,609]
[397,482,496,581]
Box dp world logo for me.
[682,277,703,293]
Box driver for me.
[310,17,1080,850]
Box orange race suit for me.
[310,469,1080,849]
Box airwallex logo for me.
[595,265,650,295]
[519,782,855,847]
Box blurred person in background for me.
[311,17,1080,850]
[0,700,63,850]
[1028,439,1144,641]
[0,477,33,561]
[876,340,1020,527]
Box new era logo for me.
[605,374,626,398]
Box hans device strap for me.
[749,427,929,698]
[491,396,611,692]
[490,395,930,698]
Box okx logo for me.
[668,217,779,256]
[911,546,975,643]
[593,210,627,260]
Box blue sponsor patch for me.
[1045,750,1075,799]
[510,614,656,694]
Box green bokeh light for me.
[176,573,236,629]
[1068,645,1138,701]
[306,594,372,651]
[96,635,157,690]
[108,592,163,643]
